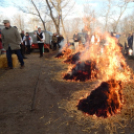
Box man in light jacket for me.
[37,27,45,57]
[1,20,24,69]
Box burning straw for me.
[63,61,98,82]
[76,33,133,118]
[77,79,123,118]
[63,52,81,64]
[55,44,72,59]
[60,82,134,133]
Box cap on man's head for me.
[3,20,10,23]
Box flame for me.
[75,31,132,117]
[55,43,72,59]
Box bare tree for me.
[14,0,49,31]
[112,0,131,32]
[14,0,74,38]
[63,17,82,39]
[12,13,25,32]
[104,0,112,31]
[47,0,75,39]
[103,0,132,32]
[83,1,96,32]
[46,0,60,34]
[119,12,134,34]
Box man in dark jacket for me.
[1,20,24,69]
[57,34,64,48]
[0,29,2,55]
[128,33,133,49]
[20,30,27,59]
[52,33,58,50]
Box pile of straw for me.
[0,54,19,68]
[57,82,134,133]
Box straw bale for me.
[0,54,19,68]
[12,54,19,67]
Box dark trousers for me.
[20,44,25,57]
[6,47,24,68]
[53,43,57,50]
[38,43,44,56]
[26,45,31,54]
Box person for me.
[37,27,45,57]
[23,32,33,54]
[52,33,58,50]
[111,32,114,37]
[57,34,64,48]
[118,33,128,55]
[80,29,87,45]
[91,32,100,45]
[128,32,133,50]
[115,33,120,39]
[0,29,2,55]
[73,31,79,49]
[20,30,27,59]
[86,31,91,43]
[1,20,24,69]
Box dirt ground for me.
[0,50,134,134]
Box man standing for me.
[118,33,128,55]
[128,32,133,50]
[20,30,27,59]
[73,31,79,49]
[23,32,33,54]
[0,29,2,55]
[1,20,24,69]
[52,33,58,50]
[37,27,45,57]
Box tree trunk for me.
[61,16,67,40]
[42,21,46,31]
[46,0,60,34]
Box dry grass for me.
[58,82,134,134]
[0,54,19,68]
[48,55,134,133]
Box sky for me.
[74,0,134,16]
[0,0,134,25]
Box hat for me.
[3,20,10,23]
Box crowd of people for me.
[0,20,47,69]
[0,19,134,70]
[73,30,134,55]
[0,19,65,70]
[51,33,64,50]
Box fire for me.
[55,26,132,117]
[77,80,123,118]
[76,32,132,118]
[55,44,72,59]
[63,61,98,82]
[99,34,131,82]
[64,44,85,64]
[64,52,81,64]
